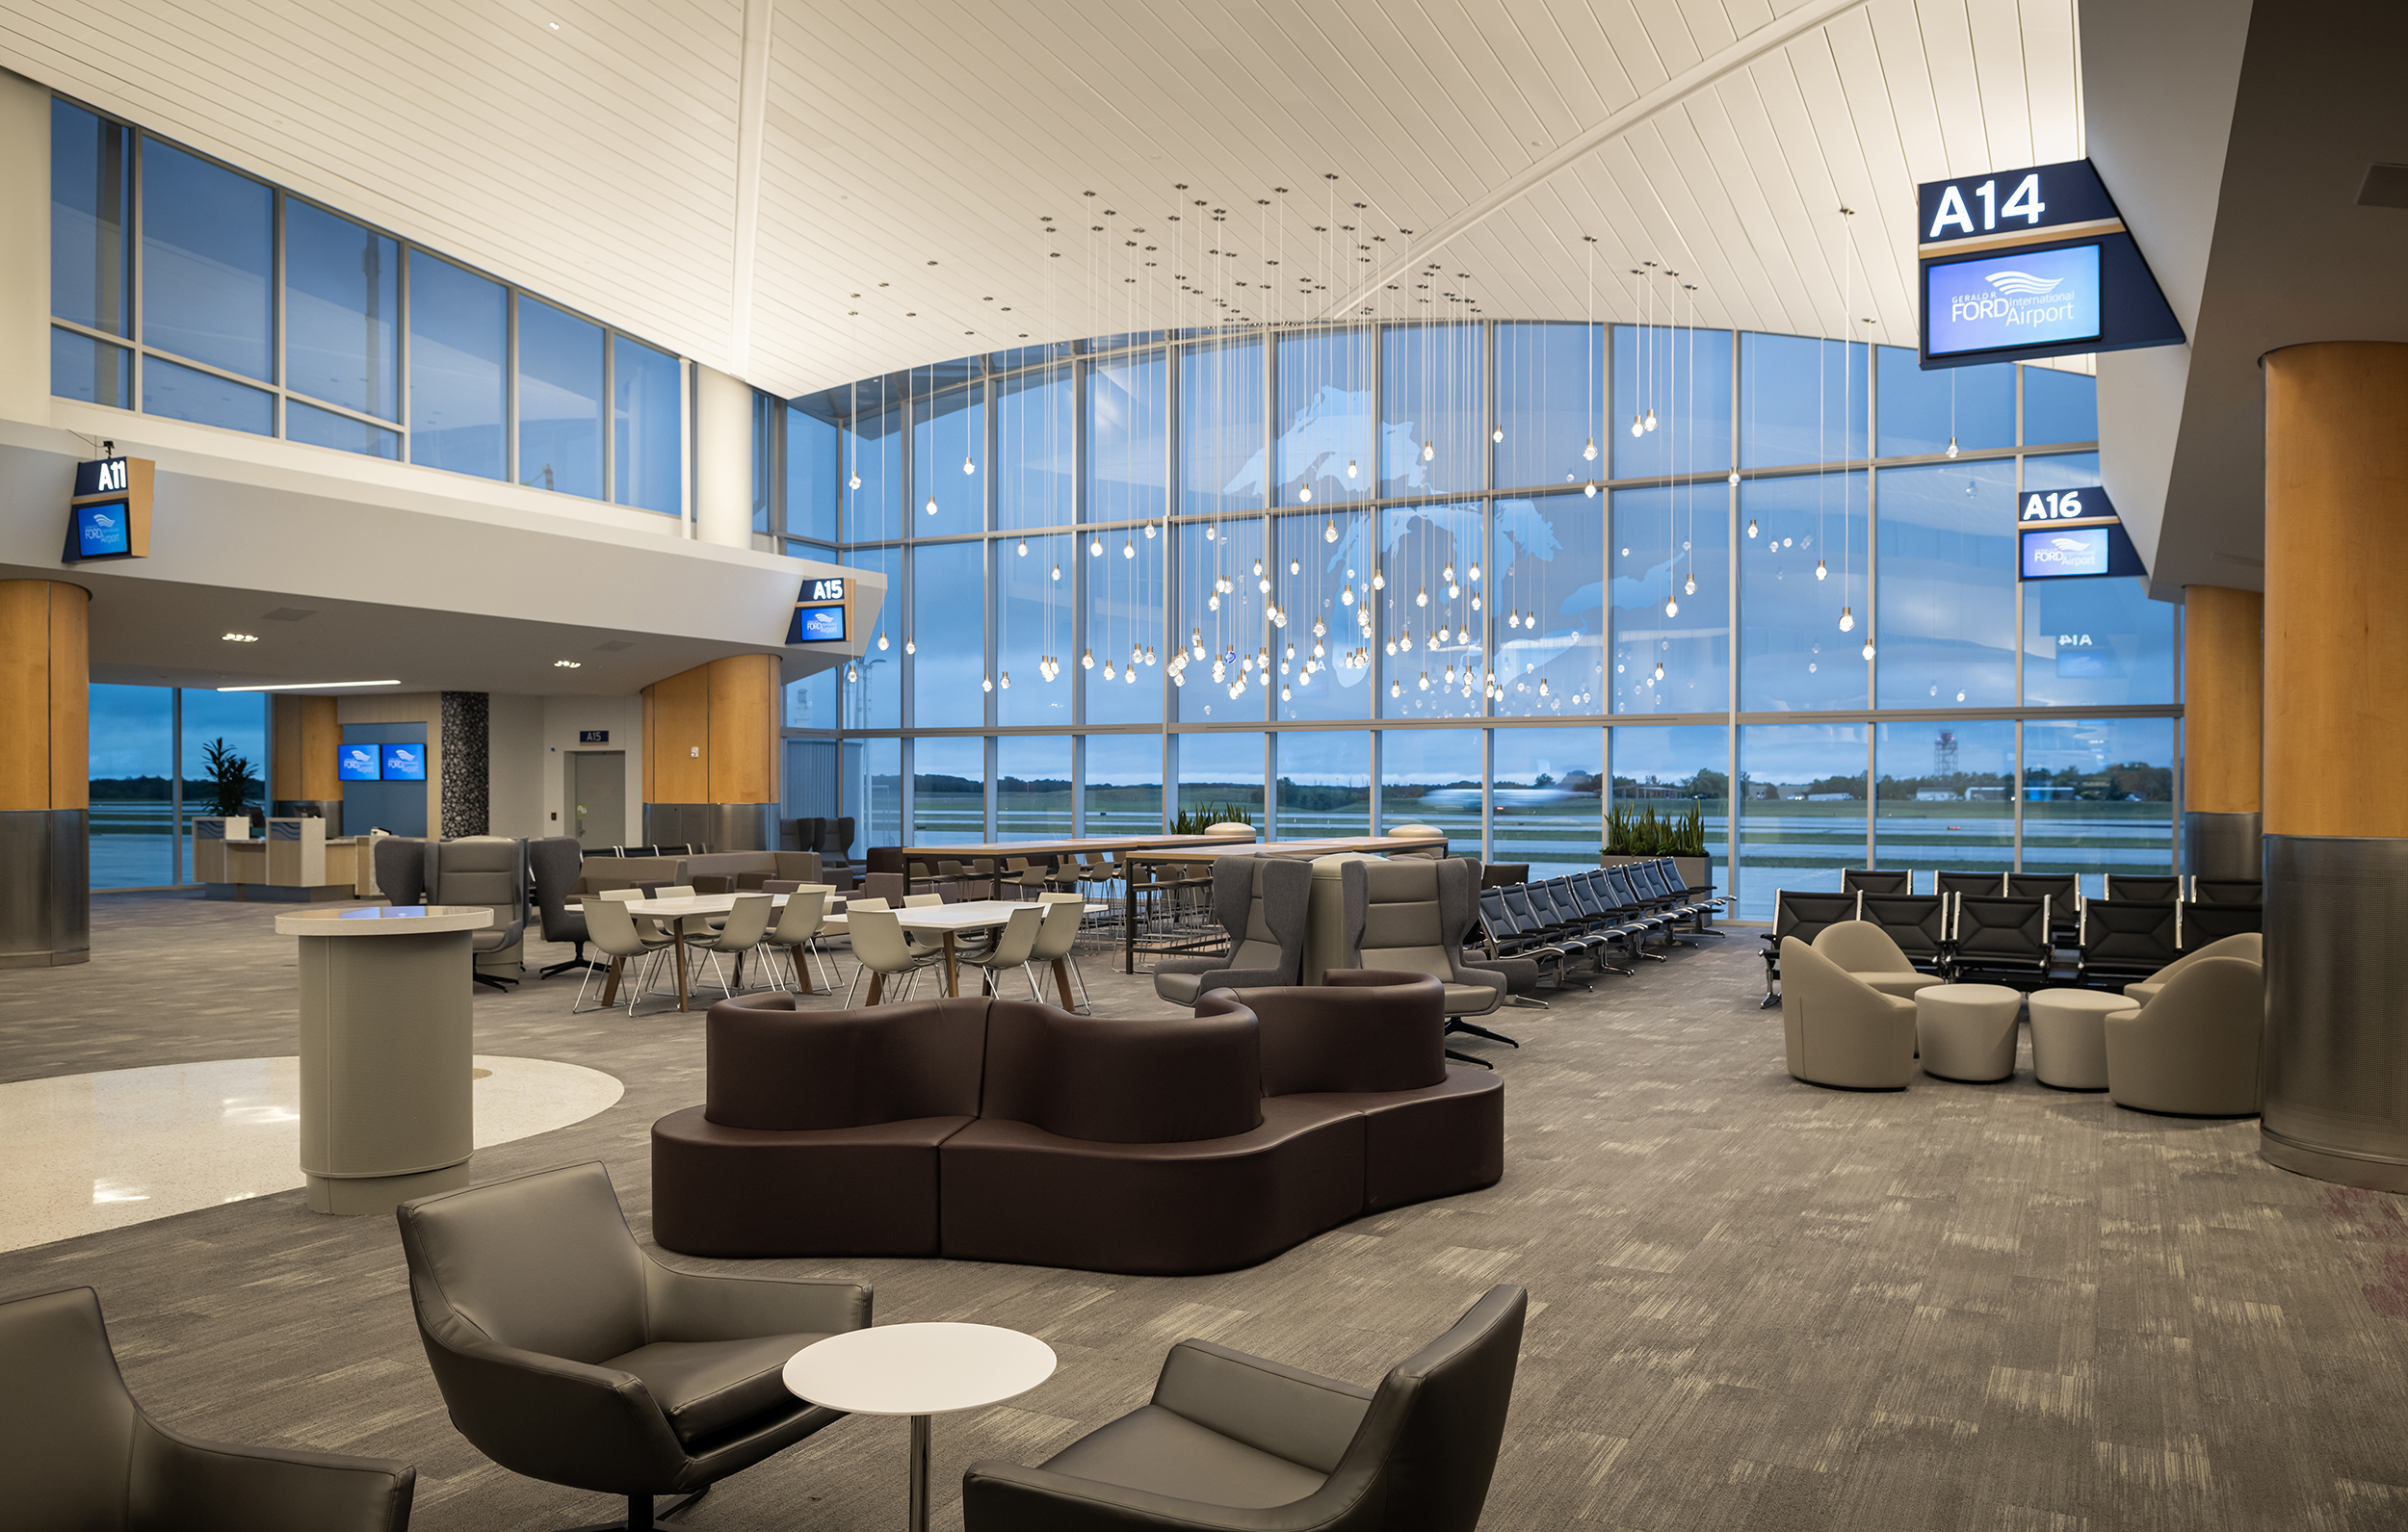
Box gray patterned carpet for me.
[3,891,2404,1530]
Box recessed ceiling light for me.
[553,660,583,668]
[217,680,401,692]
[221,632,258,642]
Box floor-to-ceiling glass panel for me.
[1377,504,1484,719]
[786,401,842,543]
[1495,490,1608,716]
[1380,323,1484,498]
[910,737,985,846]
[143,358,274,436]
[2022,365,2099,446]
[1272,731,1371,838]
[780,738,840,825]
[1736,722,1867,919]
[842,382,904,544]
[1608,485,1728,714]
[1739,472,1871,711]
[1084,734,1164,835]
[1085,520,1165,726]
[1377,729,1483,846]
[1180,337,1265,518]
[1177,732,1265,824]
[1496,322,1604,492]
[1612,325,1733,480]
[51,101,131,339]
[1873,720,2015,885]
[1874,347,2012,457]
[1740,333,1865,469]
[911,541,986,727]
[90,684,174,889]
[997,736,1071,842]
[1492,726,1604,878]
[1088,347,1166,526]
[782,666,836,731]
[998,532,1073,728]
[847,737,903,852]
[1874,460,2017,708]
[1273,511,1374,721]
[2018,454,2177,707]
[283,200,399,423]
[141,142,273,381]
[1610,723,1733,896]
[407,252,507,480]
[179,689,266,881]
[841,545,902,729]
[613,335,681,515]
[1276,325,1375,506]
[1177,517,1266,724]
[516,297,603,499]
[2020,716,2175,896]
[998,363,1074,531]
[912,376,984,537]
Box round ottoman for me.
[2027,988,2138,1090]
[1916,983,2023,1081]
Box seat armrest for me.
[412,1316,691,1493]
[642,1261,873,1343]
[1151,956,1236,977]
[1153,1338,1373,1476]
[131,1416,415,1532]
[962,1458,1342,1532]
[1191,967,1292,994]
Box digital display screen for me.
[789,605,846,643]
[337,744,382,782]
[380,743,427,781]
[74,498,131,558]
[2021,527,2112,579]
[1926,244,2102,357]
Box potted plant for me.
[1600,799,1716,898]
[199,738,260,835]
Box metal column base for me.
[0,809,89,968]
[2184,810,2263,882]
[306,1162,471,1215]
[2259,834,2408,1189]
[2259,1127,2408,1194]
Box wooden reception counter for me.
[195,817,371,901]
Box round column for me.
[276,904,489,1214]
[2259,342,2408,1189]
[0,580,91,969]
[2181,584,2263,878]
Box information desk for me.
[275,904,488,1215]
[1119,834,1449,971]
[197,817,367,901]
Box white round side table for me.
[2028,988,2139,1089]
[785,1322,1057,1531]
[1915,983,2024,1081]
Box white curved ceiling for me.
[0,0,2081,398]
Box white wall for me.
[539,694,644,846]
[485,692,546,840]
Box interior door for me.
[571,751,626,849]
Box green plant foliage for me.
[199,737,257,819]
[1606,799,1706,857]
[1170,801,1255,835]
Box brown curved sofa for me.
[651,973,1504,1275]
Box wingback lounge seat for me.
[1193,970,1504,1210]
[1152,857,1311,1005]
[651,984,1499,1275]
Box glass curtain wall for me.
[83,685,269,890]
[773,321,2160,919]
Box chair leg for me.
[541,942,603,979]
[1445,1049,1495,1070]
[1448,1018,1520,1049]
[559,1486,712,1531]
[842,962,865,1007]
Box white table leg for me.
[909,1413,931,1532]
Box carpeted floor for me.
[3,890,2405,1530]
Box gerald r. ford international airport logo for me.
[1926,244,2102,355]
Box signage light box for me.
[337,744,382,782]
[73,498,132,558]
[789,605,846,643]
[1926,245,2101,358]
[2020,524,2144,581]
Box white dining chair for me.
[576,896,673,1016]
[842,905,939,1006]
[761,888,833,994]
[961,905,1045,1000]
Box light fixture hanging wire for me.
[1842,205,1855,628]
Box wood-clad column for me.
[271,694,346,833]
[2181,584,2264,878]
[639,654,781,850]
[2259,342,2408,1189]
[0,580,92,967]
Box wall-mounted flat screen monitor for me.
[1925,243,2101,358]
[381,742,427,781]
[789,604,846,643]
[2021,526,2112,579]
[337,744,382,781]
[73,498,132,558]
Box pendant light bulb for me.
[1538,677,1550,696]
[1323,519,1339,543]
[1653,662,1664,682]
[1815,558,1828,582]
[1468,563,1479,582]
[1644,408,1658,432]
[846,662,858,682]
[877,631,889,651]
[1862,641,1876,661]
[1946,436,1959,459]
[1347,458,1358,479]
[1050,562,1061,582]
[1081,649,1094,669]
[1631,414,1644,438]
[1583,437,1597,461]
[1089,536,1103,557]
[1372,571,1385,591]
[849,472,860,491]
[1416,585,1427,608]
[1421,441,1434,463]
[1747,519,1759,539]
[1390,679,1401,698]
[1123,538,1135,558]
[962,454,976,475]
[1103,660,1115,680]
[982,674,993,692]
[1838,606,1856,633]
[1664,598,1679,618]
[1205,523,1217,539]
[925,495,938,515]
[1729,470,1741,486]
[1341,583,1354,606]
[1443,562,1455,583]
[1685,573,1697,596]
[1298,485,1312,503]
[999,671,1009,688]
[1290,558,1300,576]
[1584,480,1597,499]
[1016,538,1028,557]
[904,636,916,656]
[1145,521,1158,538]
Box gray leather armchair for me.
[530,836,596,979]
[1153,857,1312,1005]
[1338,857,1513,1060]
[374,836,433,907]
[433,836,527,991]
[961,1284,1525,1532]
[1,1285,414,1532]
[396,1162,870,1531]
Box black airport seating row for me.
[1475,859,1730,993]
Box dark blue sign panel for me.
[1926,245,2101,358]
[788,605,846,643]
[73,456,132,496]
[578,729,610,743]
[73,499,131,558]
[381,742,427,781]
[336,744,382,782]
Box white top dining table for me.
[606,894,1067,1009]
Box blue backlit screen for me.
[2021,526,2111,579]
[790,605,846,642]
[1927,244,2102,357]
[381,743,427,781]
[75,499,131,558]
[336,744,381,781]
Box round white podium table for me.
[785,1322,1057,1531]
[275,904,490,1215]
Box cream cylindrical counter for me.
[274,904,490,1214]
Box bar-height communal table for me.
[275,904,489,1214]
[1118,834,1451,972]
